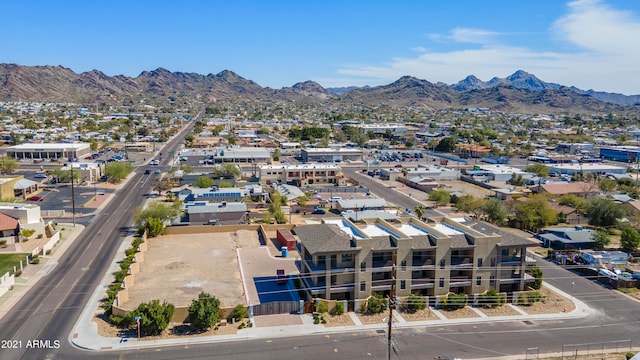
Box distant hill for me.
[0,63,638,113]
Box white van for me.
[329,196,342,202]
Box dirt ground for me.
[517,285,575,314]
[121,231,247,310]
[320,313,355,327]
[438,306,480,319]
[357,311,389,325]
[399,308,440,321]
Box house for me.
[538,226,595,250]
[294,216,537,302]
[0,213,20,244]
[185,201,247,225]
[548,202,583,225]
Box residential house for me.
[538,226,595,250]
[185,201,247,225]
[0,213,19,244]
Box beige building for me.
[61,162,106,183]
[294,217,537,303]
[258,164,347,186]
[6,142,91,160]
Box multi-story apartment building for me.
[294,217,537,303]
[258,164,347,187]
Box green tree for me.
[524,163,549,178]
[230,304,247,322]
[195,176,215,188]
[414,205,425,220]
[213,163,241,178]
[0,155,20,175]
[125,300,174,336]
[50,167,82,183]
[144,217,164,237]
[188,292,221,331]
[598,178,617,194]
[218,181,233,188]
[515,196,558,231]
[435,137,456,152]
[586,197,626,228]
[180,164,194,174]
[558,194,587,212]
[454,195,485,219]
[428,189,451,207]
[591,228,611,251]
[620,227,640,253]
[483,198,508,225]
[105,162,134,183]
[134,202,179,227]
[509,172,526,186]
[272,149,281,162]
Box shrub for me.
[46,249,52,255]
[331,301,345,316]
[30,258,40,265]
[125,300,175,336]
[114,269,128,283]
[477,289,505,308]
[188,292,221,331]
[316,301,328,314]
[365,293,388,314]
[230,304,247,322]
[14,270,22,277]
[442,293,467,311]
[125,247,137,257]
[0,239,7,247]
[527,291,542,304]
[402,293,427,313]
[109,314,124,327]
[37,234,43,239]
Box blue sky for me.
[3,0,640,94]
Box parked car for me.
[154,169,162,174]
[311,208,326,215]
[34,173,47,179]
[144,169,151,174]
[27,196,43,201]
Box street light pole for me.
[70,166,76,226]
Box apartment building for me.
[294,217,537,302]
[258,164,347,186]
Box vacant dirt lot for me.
[121,231,248,309]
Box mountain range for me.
[0,63,638,114]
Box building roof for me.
[185,202,247,214]
[467,221,538,247]
[14,179,38,190]
[337,198,387,209]
[0,213,18,231]
[7,142,90,150]
[539,182,599,195]
[294,224,358,255]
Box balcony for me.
[410,278,434,289]
[500,256,524,265]
[371,260,394,273]
[329,284,354,293]
[411,258,435,270]
[371,279,392,291]
[302,259,355,274]
[449,276,472,287]
[450,257,473,268]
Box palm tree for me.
[414,205,425,220]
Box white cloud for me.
[329,0,640,94]
[429,27,502,44]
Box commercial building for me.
[258,164,347,187]
[300,148,363,163]
[294,216,537,301]
[60,162,106,183]
[185,201,247,225]
[6,142,91,160]
[599,146,640,163]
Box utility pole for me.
[70,165,76,226]
[387,253,397,360]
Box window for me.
[360,281,366,292]
[440,259,445,269]
[476,276,481,286]
[439,278,445,287]
[400,280,406,290]
[318,255,326,266]
[342,254,352,263]
[401,260,407,271]
[490,275,495,286]
[490,258,496,267]
[477,258,483,267]
[360,262,366,272]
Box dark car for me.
[311,208,326,215]
[144,169,151,174]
